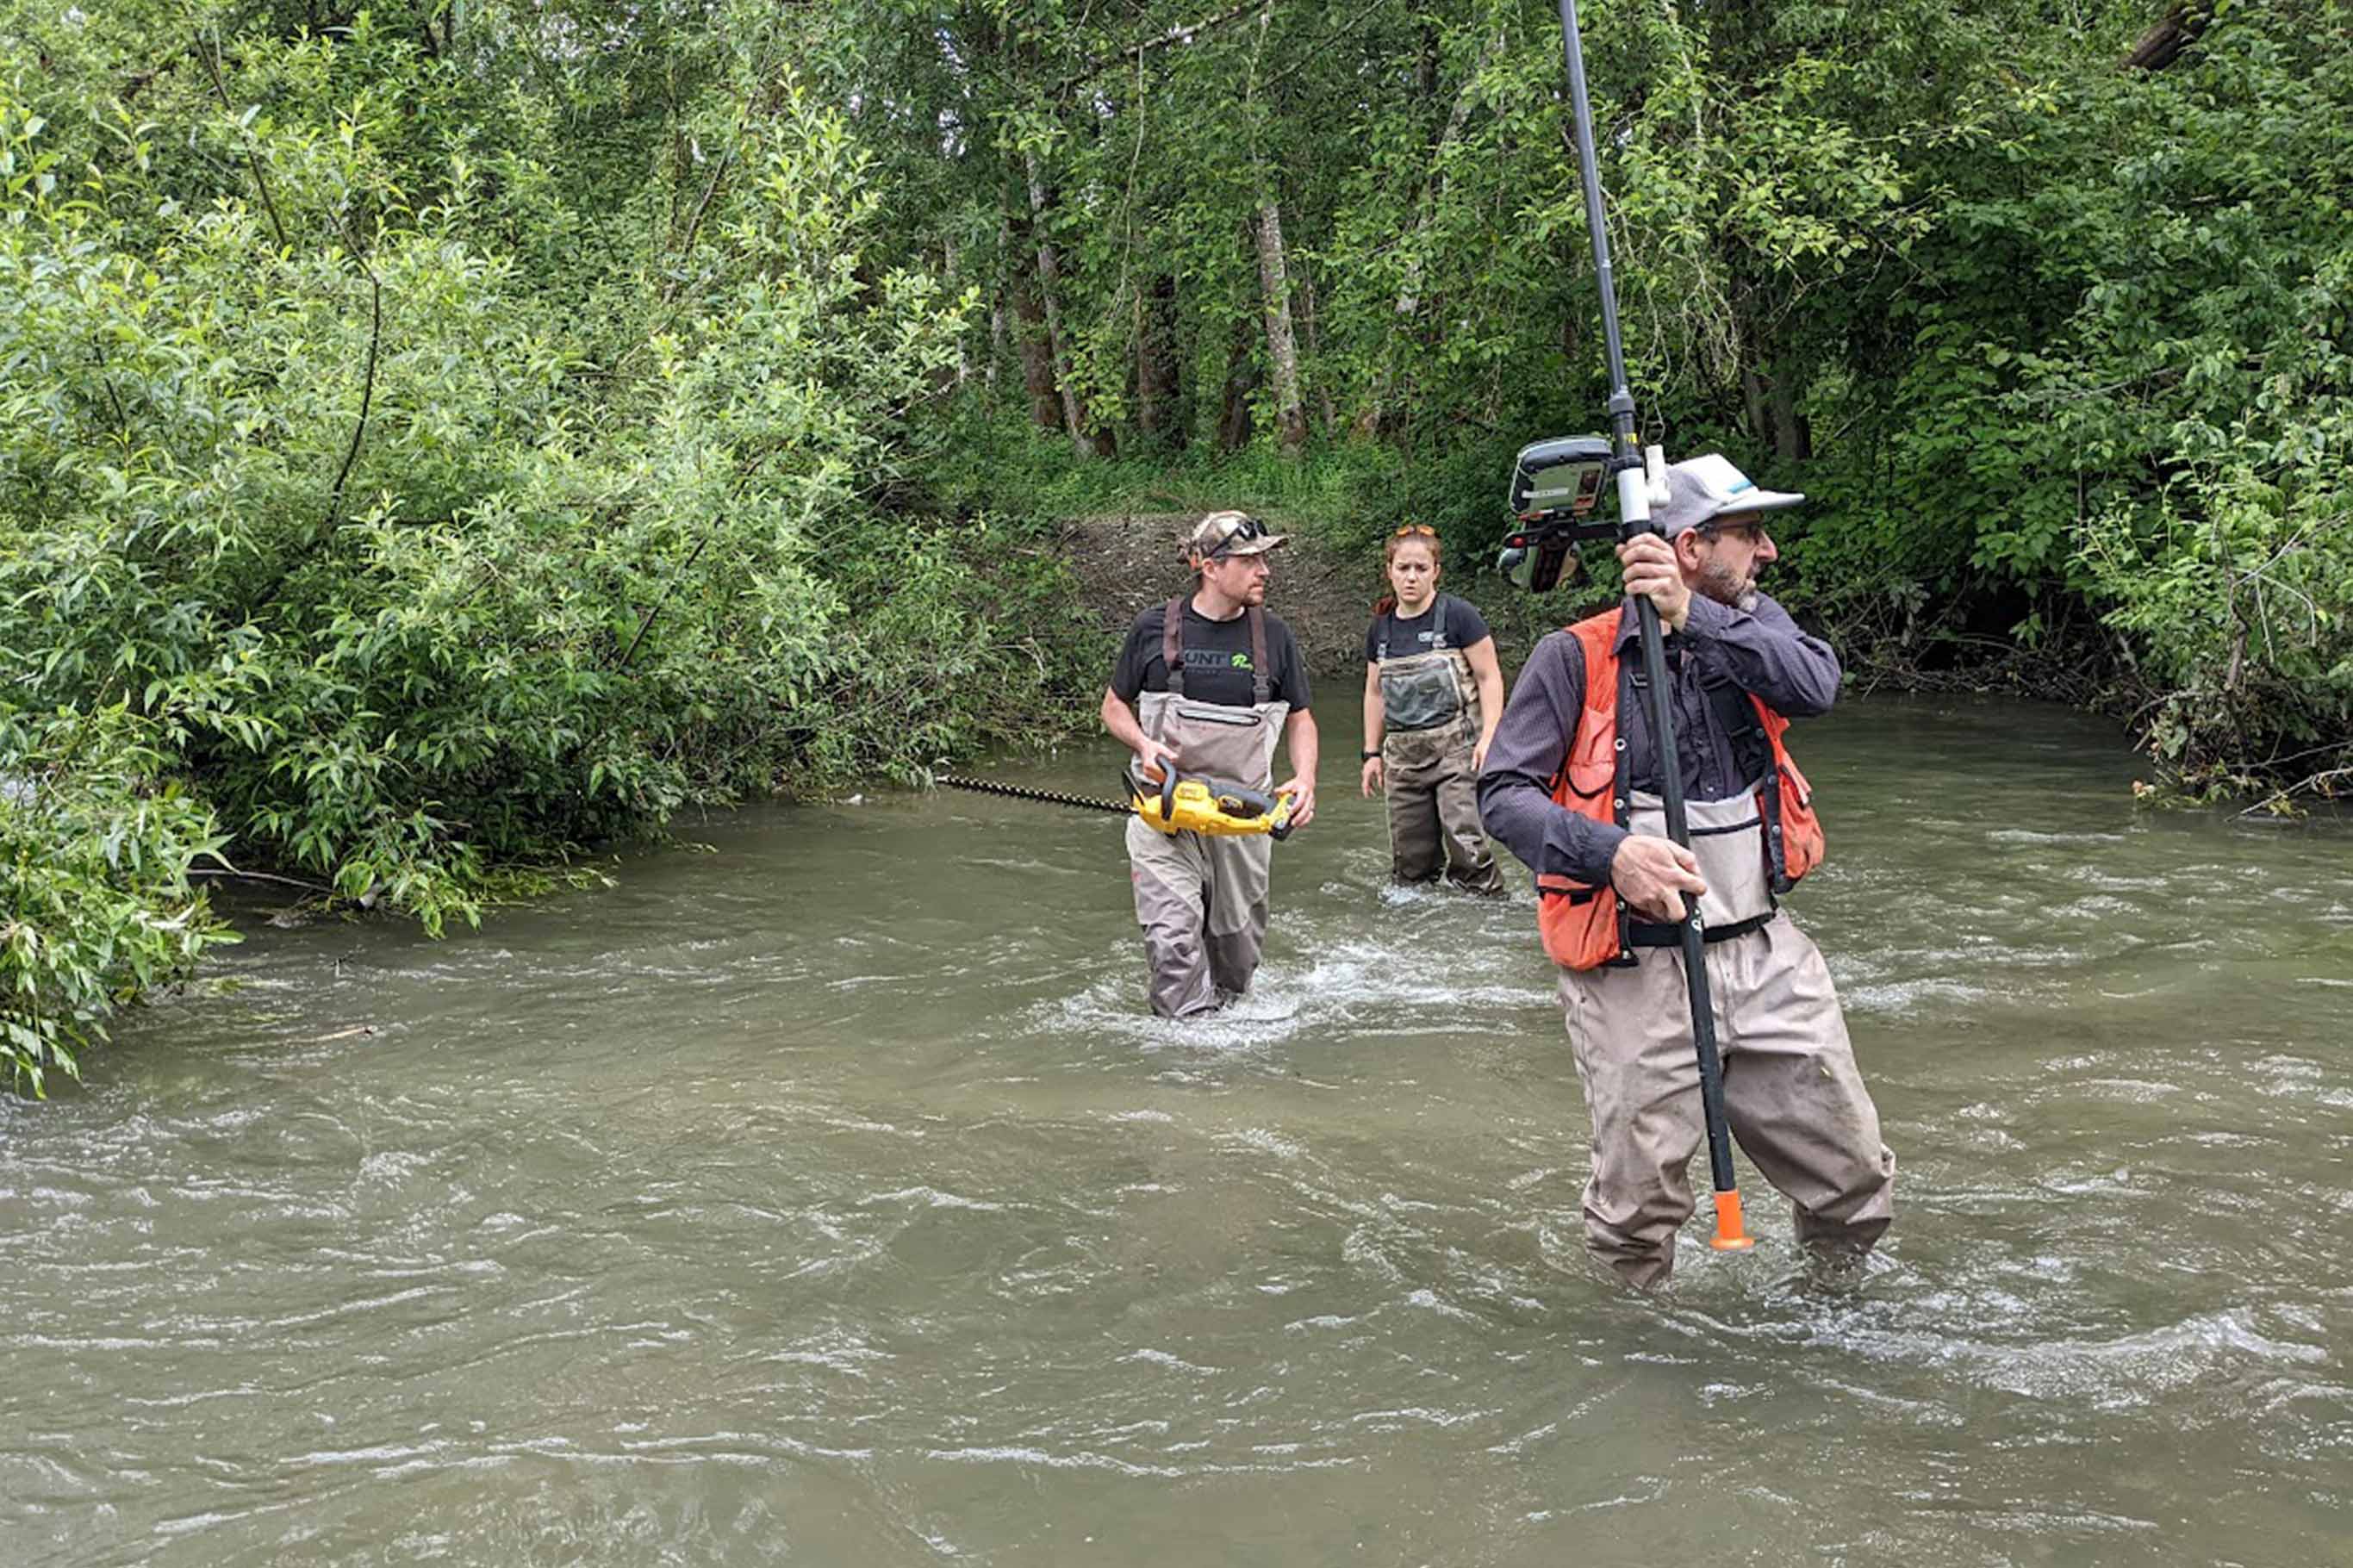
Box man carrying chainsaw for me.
[1100,512,1320,1018]
[1478,455,1894,1288]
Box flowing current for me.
[3,696,2348,1566]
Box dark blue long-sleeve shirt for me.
[1477,592,1839,888]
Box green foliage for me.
[2082,413,2353,798]
[826,0,2352,800]
[6,0,2351,1079]
[0,13,1106,1074]
[0,706,233,1095]
[931,415,1410,539]
[1796,4,2353,787]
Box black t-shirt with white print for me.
[1112,600,1313,711]
[1364,594,1490,664]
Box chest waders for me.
[1126,600,1291,1018]
[1561,768,1892,1291]
[1538,623,1892,1286]
[1373,598,1503,893]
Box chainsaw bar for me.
[936,774,1134,815]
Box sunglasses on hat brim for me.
[1198,515,1277,559]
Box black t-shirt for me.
[1364,594,1491,663]
[1111,600,1313,710]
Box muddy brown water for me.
[3,696,2348,1566]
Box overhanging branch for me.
[1057,0,1273,94]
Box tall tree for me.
[1024,145,1105,457]
[1253,197,1310,454]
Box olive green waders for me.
[1126,600,1291,1019]
[1559,787,1894,1287]
[1376,645,1503,893]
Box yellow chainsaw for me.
[937,768,1295,840]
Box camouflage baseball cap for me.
[1186,510,1288,559]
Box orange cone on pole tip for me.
[1710,1189,1755,1251]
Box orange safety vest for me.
[1534,611,1825,970]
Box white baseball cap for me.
[1653,453,1805,538]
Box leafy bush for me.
[0,706,233,1094]
[2084,439,2353,800]
[0,33,1106,1075]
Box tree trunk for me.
[1217,312,1258,454]
[1393,28,1499,321]
[1136,272,1183,447]
[1024,148,1102,458]
[1296,259,1336,434]
[2122,1,2213,70]
[1253,199,1309,455]
[1004,227,1062,432]
[943,233,968,389]
[1741,367,1771,450]
[1768,370,1811,464]
[1370,27,1502,434]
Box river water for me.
[3,696,2348,1566]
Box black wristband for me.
[1360,747,1381,761]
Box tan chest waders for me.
[1373,601,1502,893]
[1556,772,1892,1287]
[1126,600,1291,1018]
[1624,784,1776,937]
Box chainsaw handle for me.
[1125,766,1293,841]
[1121,764,1187,824]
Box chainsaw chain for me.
[935,775,1134,815]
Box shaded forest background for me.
[3,0,2348,1086]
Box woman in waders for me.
[1359,526,1507,893]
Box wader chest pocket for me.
[1379,658,1464,732]
[1174,703,1259,728]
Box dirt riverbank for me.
[1053,511,1383,679]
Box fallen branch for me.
[2237,764,2353,818]
[2121,1,2214,71]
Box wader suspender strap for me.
[1701,665,1787,893]
[1161,597,1274,704]
[1161,597,1187,699]
[1376,595,1456,663]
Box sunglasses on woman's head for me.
[1392,524,1437,538]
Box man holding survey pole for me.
[1479,456,1895,1289]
